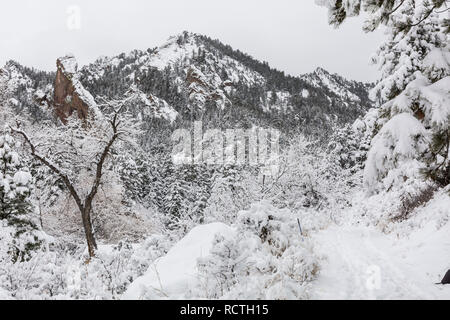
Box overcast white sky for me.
[0,0,385,82]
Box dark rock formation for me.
[54,55,93,123]
[440,269,450,284]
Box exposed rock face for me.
[54,55,95,123]
[441,269,450,284]
[186,66,230,111]
[126,86,179,123]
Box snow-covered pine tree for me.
[118,151,153,206]
[0,133,32,223]
[0,71,14,125]
[329,123,364,171]
[327,108,378,182]
[204,165,252,224]
[0,73,6,106]
[0,131,41,262]
[317,0,450,192]
[160,162,213,231]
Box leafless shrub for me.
[391,184,438,222]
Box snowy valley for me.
[0,0,450,301]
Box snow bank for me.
[122,223,234,299]
[0,287,13,300]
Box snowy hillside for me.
[301,67,371,105]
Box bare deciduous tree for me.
[11,96,140,258]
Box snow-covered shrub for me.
[203,165,260,225]
[0,233,171,300]
[265,134,356,228]
[90,170,155,243]
[195,201,319,299]
[72,235,171,299]
[202,133,357,231]
[393,183,438,222]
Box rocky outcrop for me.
[54,55,97,123]
[126,87,179,123]
[186,66,230,111]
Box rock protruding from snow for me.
[186,65,230,111]
[440,270,450,285]
[54,55,99,123]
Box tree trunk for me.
[81,207,97,258]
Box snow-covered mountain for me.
[1,31,373,132]
[301,67,372,105]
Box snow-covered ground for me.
[123,223,234,300]
[120,188,450,300]
[311,224,450,299]
[310,188,450,300]
[0,287,12,300]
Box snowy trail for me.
[310,225,450,300]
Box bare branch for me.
[10,126,84,212]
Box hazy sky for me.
[0,0,385,82]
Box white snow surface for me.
[13,171,32,186]
[122,222,235,300]
[145,35,199,71]
[310,189,450,299]
[59,54,78,75]
[0,287,13,300]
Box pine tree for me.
[159,162,213,231]
[0,134,32,221]
[0,131,41,261]
[318,0,450,191]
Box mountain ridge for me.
[1,31,373,137]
